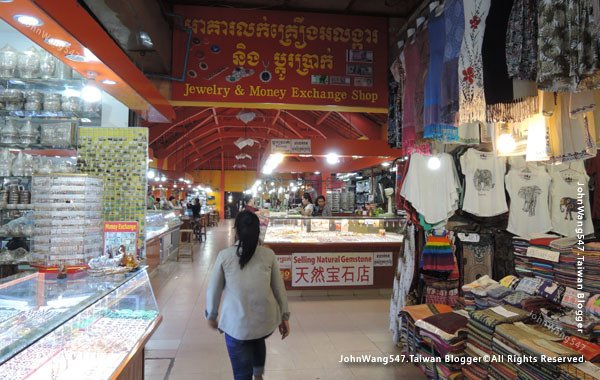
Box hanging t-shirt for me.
[550,169,594,237]
[460,148,508,216]
[505,165,552,236]
[400,153,460,224]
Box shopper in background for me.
[299,192,314,216]
[147,192,156,210]
[305,183,318,204]
[244,194,269,242]
[206,211,290,380]
[166,196,176,209]
[243,194,259,213]
[313,195,332,217]
[191,198,201,219]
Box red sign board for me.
[172,6,388,112]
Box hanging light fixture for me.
[497,123,516,154]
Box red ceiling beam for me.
[187,145,264,169]
[275,156,392,173]
[308,139,401,157]
[172,134,270,167]
[284,111,329,139]
[336,112,382,140]
[158,123,299,159]
[316,111,332,126]
[159,113,217,158]
[149,107,212,144]
[277,118,304,138]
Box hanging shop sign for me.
[103,222,139,258]
[172,6,388,112]
[291,252,374,287]
[270,139,312,154]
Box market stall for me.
[263,216,406,292]
[145,210,183,271]
[0,268,161,379]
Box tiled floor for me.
[146,220,425,380]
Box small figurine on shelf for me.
[57,263,67,279]
[119,245,139,269]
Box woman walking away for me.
[205,211,290,380]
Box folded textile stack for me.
[526,239,559,281]
[560,362,600,380]
[399,304,453,378]
[494,322,578,380]
[550,240,600,294]
[415,311,470,380]
[463,305,530,380]
[513,236,533,276]
[562,336,600,363]
[540,306,600,341]
[462,275,500,311]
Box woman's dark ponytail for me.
[234,211,260,269]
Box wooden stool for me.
[177,229,194,262]
[193,217,207,242]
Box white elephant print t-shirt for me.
[460,148,508,216]
[505,165,552,236]
[550,169,594,237]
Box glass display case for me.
[0,268,160,379]
[264,217,406,291]
[264,216,404,244]
[145,210,182,241]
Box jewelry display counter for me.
[0,268,161,379]
[145,210,182,271]
[264,217,405,292]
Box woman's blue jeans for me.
[224,333,270,380]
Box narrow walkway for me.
[146,220,425,380]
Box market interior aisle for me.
[145,220,425,380]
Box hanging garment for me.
[586,151,600,219]
[459,233,494,285]
[459,148,508,217]
[505,0,538,81]
[388,54,405,149]
[415,26,429,135]
[390,224,416,344]
[505,165,553,236]
[549,165,594,237]
[458,0,491,123]
[457,121,481,144]
[441,0,465,126]
[537,0,600,92]
[544,92,597,163]
[400,153,460,224]
[401,39,419,152]
[482,0,538,123]
[424,11,458,141]
[492,229,517,279]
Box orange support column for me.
[220,153,225,220]
[321,172,330,196]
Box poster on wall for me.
[291,252,374,287]
[103,222,139,258]
[78,127,149,259]
[172,6,388,112]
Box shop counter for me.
[145,210,183,271]
[263,217,405,291]
[0,268,161,379]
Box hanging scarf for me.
[505,0,538,81]
[483,0,538,123]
